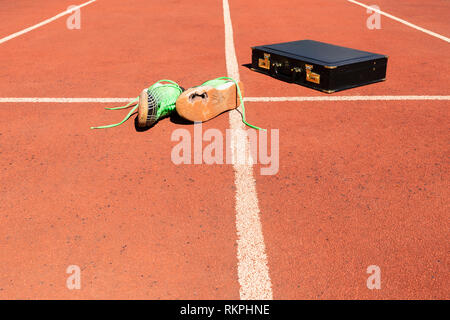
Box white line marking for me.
[0,0,97,45]
[348,0,450,43]
[0,96,449,103]
[245,95,450,102]
[0,98,133,103]
[223,0,273,300]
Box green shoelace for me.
[200,77,265,131]
[90,79,183,129]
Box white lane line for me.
[0,0,97,45]
[1,96,449,103]
[0,98,132,103]
[223,0,273,300]
[347,0,450,43]
[245,95,450,102]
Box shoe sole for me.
[137,89,149,127]
[176,81,243,122]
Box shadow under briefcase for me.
[251,40,388,93]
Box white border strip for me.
[245,95,450,102]
[0,0,97,45]
[0,98,132,103]
[0,96,449,103]
[348,0,450,43]
[223,0,273,300]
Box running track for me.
[0,0,448,299]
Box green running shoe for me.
[91,80,183,129]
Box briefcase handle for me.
[271,63,303,83]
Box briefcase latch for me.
[258,53,271,70]
[305,64,320,84]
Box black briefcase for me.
[251,40,388,93]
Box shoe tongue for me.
[151,83,163,89]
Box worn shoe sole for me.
[137,89,150,127]
[176,81,243,122]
